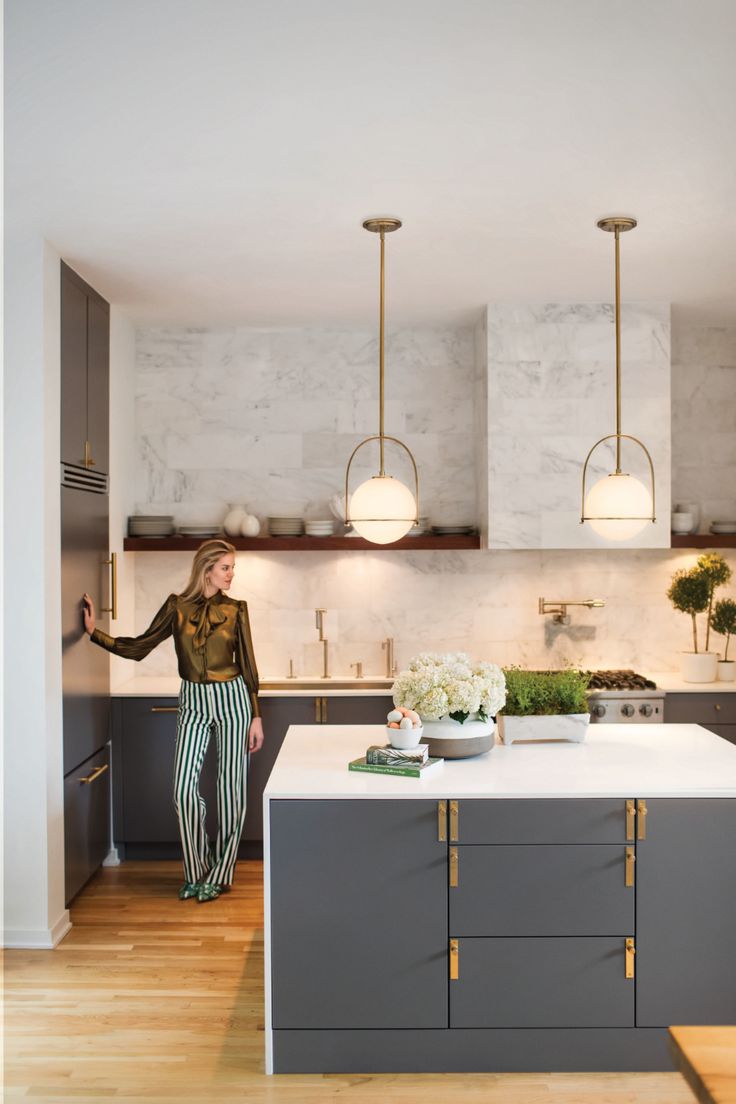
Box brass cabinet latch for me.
[438,801,447,842]
[625,846,636,887]
[625,937,636,979]
[449,846,459,888]
[625,799,636,840]
[449,799,459,841]
[450,939,459,980]
[637,799,648,839]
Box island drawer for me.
[663,692,736,726]
[449,845,634,936]
[449,937,634,1028]
[452,799,630,844]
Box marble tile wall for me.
[125,317,735,679]
[484,303,672,549]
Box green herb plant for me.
[710,598,736,662]
[501,668,591,717]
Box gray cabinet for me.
[664,692,736,743]
[64,744,110,903]
[636,798,736,1025]
[270,799,448,1029]
[60,262,109,473]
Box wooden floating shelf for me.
[123,534,482,552]
[670,534,736,549]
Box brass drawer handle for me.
[100,552,118,620]
[151,706,178,713]
[625,937,636,979]
[78,763,109,784]
[322,697,328,722]
[449,846,459,888]
[449,799,459,841]
[437,800,447,842]
[637,799,648,840]
[450,939,459,980]
[625,846,636,887]
[625,799,635,840]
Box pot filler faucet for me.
[315,608,330,678]
[538,597,606,626]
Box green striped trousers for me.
[174,677,251,886]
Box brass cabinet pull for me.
[315,697,322,722]
[78,763,109,784]
[714,703,721,712]
[322,697,328,722]
[83,439,96,468]
[625,846,636,887]
[450,939,459,980]
[449,799,459,841]
[625,799,636,840]
[449,846,459,888]
[100,551,118,620]
[437,800,447,842]
[637,799,648,839]
[151,706,178,713]
[625,937,636,979]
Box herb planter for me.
[497,712,590,746]
[718,660,735,683]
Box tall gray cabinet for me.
[60,262,112,904]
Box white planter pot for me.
[680,652,718,683]
[420,715,495,759]
[497,713,590,746]
[718,660,735,683]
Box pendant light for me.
[581,216,656,540]
[344,217,419,544]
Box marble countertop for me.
[264,723,736,800]
[645,672,736,692]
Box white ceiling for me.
[6,0,736,327]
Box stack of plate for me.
[305,520,335,537]
[268,516,305,537]
[431,524,477,536]
[710,520,736,535]
[128,515,174,537]
[178,524,220,538]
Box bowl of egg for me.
[386,706,423,749]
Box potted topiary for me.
[497,668,591,745]
[710,598,736,682]
[667,553,733,683]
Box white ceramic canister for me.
[223,504,247,536]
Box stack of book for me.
[348,743,443,778]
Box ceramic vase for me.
[223,504,247,536]
[420,714,495,759]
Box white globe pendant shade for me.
[584,472,653,540]
[350,475,417,544]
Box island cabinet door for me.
[636,798,736,1026]
[449,937,634,1028]
[270,799,448,1029]
[450,845,634,935]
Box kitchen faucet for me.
[315,608,330,678]
[382,636,397,678]
[538,597,606,626]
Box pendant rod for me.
[379,229,385,475]
[614,226,622,472]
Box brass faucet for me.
[538,597,606,626]
[382,636,396,678]
[315,608,330,678]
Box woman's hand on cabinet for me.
[248,716,264,754]
[82,593,96,636]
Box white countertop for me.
[109,676,393,697]
[263,723,736,800]
[645,671,736,692]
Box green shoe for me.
[197,883,223,903]
[178,882,200,900]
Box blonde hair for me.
[179,539,236,601]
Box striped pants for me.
[174,677,251,886]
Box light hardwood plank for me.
[4,861,695,1103]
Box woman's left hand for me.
[248,717,264,753]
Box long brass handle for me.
[315,697,322,722]
[625,846,636,887]
[449,846,459,888]
[100,552,118,620]
[637,799,648,840]
[625,937,636,979]
[450,939,459,980]
[437,800,447,842]
[625,799,635,840]
[322,697,328,722]
[449,799,459,841]
[78,763,109,784]
[83,439,96,468]
[151,706,178,713]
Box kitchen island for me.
[264,724,736,1074]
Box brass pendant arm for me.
[344,434,420,525]
[580,433,656,523]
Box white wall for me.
[2,234,69,948]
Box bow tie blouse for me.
[91,591,260,716]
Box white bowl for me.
[386,724,423,750]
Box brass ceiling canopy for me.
[597,216,638,234]
[362,217,402,234]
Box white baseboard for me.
[103,847,121,866]
[3,909,72,949]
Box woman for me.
[82,539,263,903]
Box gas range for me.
[586,670,664,723]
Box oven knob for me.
[621,703,635,718]
[639,703,654,718]
[591,704,607,718]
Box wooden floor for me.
[4,860,695,1103]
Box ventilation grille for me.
[60,462,109,494]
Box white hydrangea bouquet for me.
[392,651,506,725]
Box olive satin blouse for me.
[91,592,260,716]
